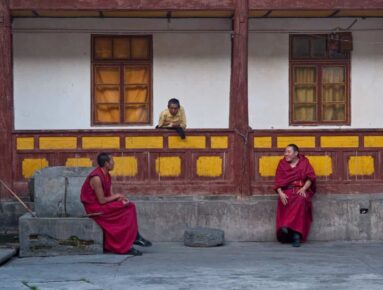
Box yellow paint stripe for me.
[110,156,138,177]
[211,136,228,149]
[258,156,282,177]
[82,137,120,149]
[155,157,181,177]
[168,136,206,149]
[348,156,375,176]
[277,136,315,148]
[22,158,49,179]
[364,136,383,148]
[65,158,93,167]
[39,137,77,150]
[125,136,163,149]
[254,137,272,148]
[321,136,359,148]
[306,155,332,177]
[196,156,223,177]
[17,137,34,150]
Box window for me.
[290,34,351,125]
[92,35,152,125]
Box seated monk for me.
[274,144,316,247]
[81,152,152,256]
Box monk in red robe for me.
[81,152,152,255]
[274,144,316,247]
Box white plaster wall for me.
[249,18,383,129]
[13,18,231,129]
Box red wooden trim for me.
[229,0,251,195]
[250,0,383,10]
[0,0,13,187]
[10,0,235,11]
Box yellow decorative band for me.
[321,136,359,148]
[17,137,34,150]
[211,136,228,149]
[277,136,315,148]
[39,137,77,150]
[125,136,163,149]
[254,137,272,148]
[168,136,206,149]
[82,137,120,149]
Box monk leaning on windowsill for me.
[156,98,187,139]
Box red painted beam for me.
[249,0,383,10]
[0,0,14,190]
[10,0,234,11]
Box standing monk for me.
[81,153,152,255]
[274,144,316,247]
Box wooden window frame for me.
[289,34,351,126]
[91,35,153,126]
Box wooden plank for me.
[0,0,13,188]
[249,0,383,10]
[10,0,234,11]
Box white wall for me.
[249,18,383,129]
[13,18,231,129]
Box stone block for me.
[184,227,224,247]
[19,213,103,257]
[33,167,93,217]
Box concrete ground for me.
[1,241,383,290]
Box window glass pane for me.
[322,67,345,83]
[124,67,149,84]
[95,85,120,103]
[322,85,345,102]
[95,38,112,59]
[125,87,148,103]
[311,37,326,57]
[96,104,120,123]
[294,86,316,103]
[322,104,345,121]
[95,67,120,84]
[131,37,150,59]
[293,104,316,122]
[293,37,310,58]
[113,38,130,59]
[125,104,149,123]
[294,67,316,84]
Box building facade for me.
[1,0,383,198]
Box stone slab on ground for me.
[184,227,224,247]
[19,213,103,257]
[1,242,383,290]
[0,247,17,265]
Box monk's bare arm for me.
[89,176,124,204]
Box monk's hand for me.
[297,188,307,198]
[279,191,288,206]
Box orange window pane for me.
[293,104,317,122]
[95,85,120,103]
[294,86,316,103]
[125,104,149,123]
[322,104,346,121]
[124,67,149,84]
[125,86,148,103]
[294,67,316,84]
[95,67,120,84]
[322,67,345,83]
[95,104,120,123]
[322,85,345,102]
[113,38,130,59]
[131,37,150,59]
[95,38,112,59]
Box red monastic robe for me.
[81,167,138,254]
[274,154,316,242]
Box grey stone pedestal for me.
[19,213,103,257]
[184,227,224,247]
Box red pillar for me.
[229,0,251,195]
[0,0,14,194]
